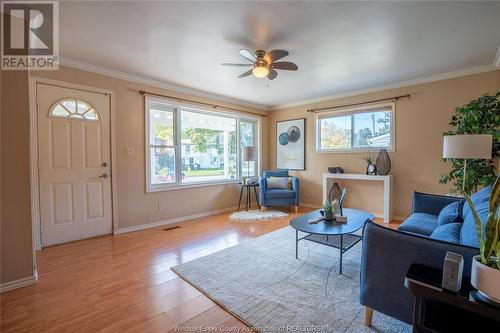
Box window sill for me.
[316,147,395,154]
[146,179,241,193]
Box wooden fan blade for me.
[264,49,289,63]
[238,69,253,78]
[221,63,253,67]
[270,62,298,71]
[267,69,278,80]
[239,49,256,63]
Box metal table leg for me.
[253,186,260,209]
[296,229,299,259]
[237,185,244,211]
[339,234,343,274]
[247,186,250,210]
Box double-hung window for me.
[316,103,395,152]
[146,96,259,191]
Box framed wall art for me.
[276,118,305,170]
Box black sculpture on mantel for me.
[328,166,344,174]
[376,149,391,175]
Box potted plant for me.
[322,201,334,220]
[463,175,500,303]
[363,153,377,175]
[440,92,499,195]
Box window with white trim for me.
[316,103,394,152]
[146,96,259,191]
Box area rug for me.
[172,227,411,333]
[229,210,288,222]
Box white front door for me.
[37,83,112,246]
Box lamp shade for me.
[443,134,492,159]
[242,146,256,162]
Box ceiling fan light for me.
[252,66,269,78]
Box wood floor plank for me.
[1,207,397,332]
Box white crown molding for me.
[61,57,498,112]
[271,64,499,110]
[59,57,271,112]
[0,274,37,293]
[495,45,500,68]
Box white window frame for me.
[315,102,395,153]
[145,96,261,192]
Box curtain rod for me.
[306,94,410,113]
[139,90,268,117]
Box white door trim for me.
[29,76,118,252]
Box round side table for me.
[238,182,260,211]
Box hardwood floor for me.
[1,207,398,332]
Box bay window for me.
[146,96,259,191]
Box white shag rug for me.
[229,210,288,222]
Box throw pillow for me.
[437,200,464,226]
[430,222,462,244]
[267,177,290,189]
[270,176,292,189]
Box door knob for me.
[99,173,109,178]
[102,162,108,167]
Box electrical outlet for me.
[396,199,402,208]
[157,202,166,210]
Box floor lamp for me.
[242,146,256,184]
[442,134,493,192]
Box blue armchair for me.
[259,170,299,212]
[360,186,492,326]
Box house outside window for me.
[146,96,260,191]
[316,103,395,152]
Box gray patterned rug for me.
[172,226,411,333]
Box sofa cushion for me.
[461,200,490,248]
[263,170,289,178]
[462,185,492,218]
[265,189,296,199]
[430,223,462,244]
[437,200,464,226]
[397,213,438,236]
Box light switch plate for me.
[124,147,134,156]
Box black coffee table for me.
[289,208,374,274]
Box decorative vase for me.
[471,255,500,303]
[376,149,391,175]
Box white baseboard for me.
[300,202,407,222]
[114,206,239,235]
[0,274,38,293]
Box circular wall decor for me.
[287,126,301,143]
[278,133,289,145]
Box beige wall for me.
[269,70,500,219]
[32,66,269,230]
[1,69,34,284]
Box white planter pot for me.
[471,255,500,303]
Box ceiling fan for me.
[222,49,298,80]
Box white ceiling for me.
[59,1,500,109]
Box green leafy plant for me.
[463,175,500,269]
[440,92,500,195]
[322,201,333,213]
[362,152,375,165]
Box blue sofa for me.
[360,186,492,325]
[259,170,299,211]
